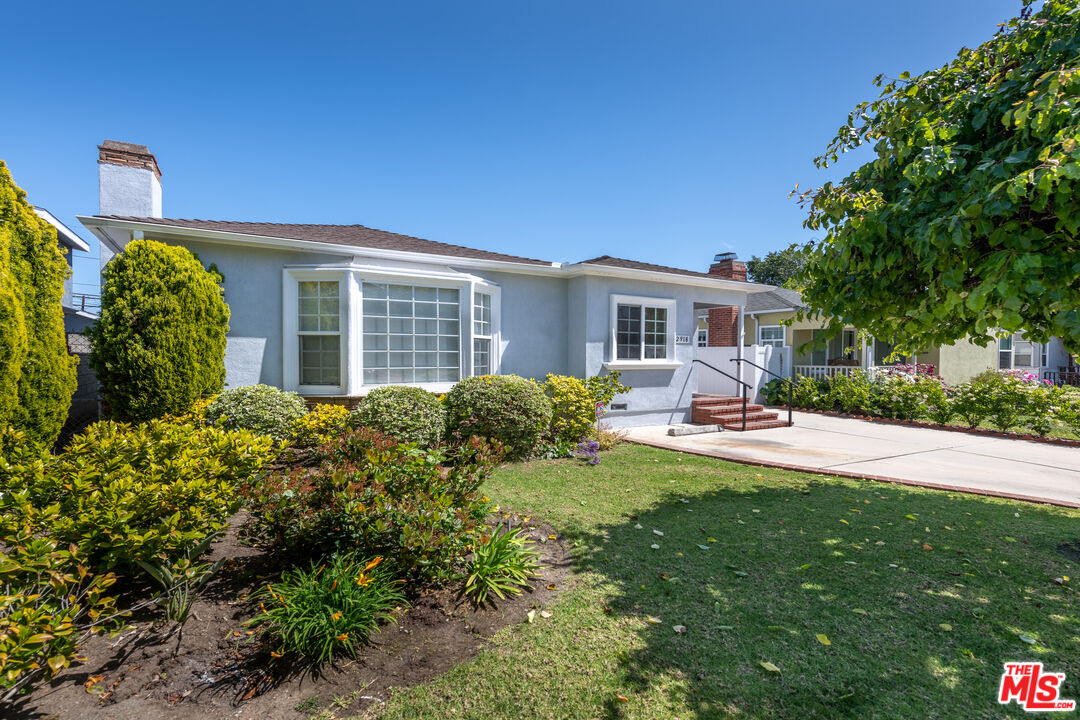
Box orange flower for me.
[330,579,338,591]
[331,611,342,621]
[270,650,283,659]
[336,633,349,641]
[363,556,383,572]
[355,573,372,587]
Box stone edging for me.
[770,406,1080,448]
[625,436,1080,510]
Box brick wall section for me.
[708,258,747,281]
[707,307,739,347]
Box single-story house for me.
[78,141,769,428]
[699,285,1075,386]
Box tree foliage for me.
[89,239,229,421]
[0,161,77,445]
[795,1,1080,353]
[745,244,809,287]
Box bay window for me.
[362,282,460,385]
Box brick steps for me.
[691,393,788,432]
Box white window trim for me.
[470,284,502,376]
[604,294,681,370]
[284,266,502,396]
[283,268,350,395]
[696,327,708,347]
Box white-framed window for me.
[608,294,677,366]
[697,327,708,347]
[362,282,460,385]
[298,279,342,386]
[999,332,1042,369]
[473,291,492,375]
[759,325,784,348]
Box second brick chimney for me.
[708,252,746,281]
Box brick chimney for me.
[98,140,162,218]
[708,252,746,281]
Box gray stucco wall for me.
[578,275,746,428]
[473,270,568,380]
[169,238,345,389]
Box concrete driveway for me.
[623,411,1080,507]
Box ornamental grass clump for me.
[464,528,541,606]
[247,553,404,665]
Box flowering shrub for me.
[243,427,500,582]
[206,384,309,442]
[289,403,350,447]
[824,371,872,413]
[353,385,446,446]
[1055,390,1080,436]
[574,438,601,465]
[247,552,404,664]
[543,375,594,444]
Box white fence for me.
[793,365,887,381]
[695,345,789,402]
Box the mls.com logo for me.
[999,662,1076,712]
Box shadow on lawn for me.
[574,476,1080,719]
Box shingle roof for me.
[575,255,743,280]
[745,287,804,312]
[96,216,554,266]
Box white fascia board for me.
[35,208,91,253]
[566,263,754,295]
[745,307,800,316]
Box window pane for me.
[298,280,339,332]
[616,304,641,360]
[644,307,667,359]
[474,293,492,336]
[999,351,1012,370]
[999,336,1013,351]
[389,285,412,300]
[363,283,387,299]
[474,338,491,375]
[300,335,340,386]
[1014,341,1033,367]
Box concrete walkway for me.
[624,411,1080,507]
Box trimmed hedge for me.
[0,161,77,445]
[445,375,552,460]
[206,384,308,442]
[89,239,229,421]
[353,385,446,446]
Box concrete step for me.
[696,410,779,424]
[720,419,790,431]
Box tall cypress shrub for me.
[0,161,77,445]
[89,239,229,421]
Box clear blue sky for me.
[3,0,1026,296]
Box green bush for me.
[825,371,872,413]
[0,519,122,703]
[583,371,631,406]
[206,384,308,442]
[353,385,446,446]
[89,239,229,421]
[791,376,825,408]
[289,403,350,447]
[544,374,594,443]
[445,375,552,460]
[243,428,500,582]
[951,383,991,428]
[969,370,1031,432]
[0,420,275,572]
[248,552,404,664]
[1055,390,1080,436]
[464,527,541,605]
[0,161,77,445]
[1025,384,1064,436]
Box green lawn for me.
[379,444,1080,719]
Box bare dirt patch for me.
[13,513,572,720]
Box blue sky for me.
[4,0,1025,295]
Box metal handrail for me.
[729,357,794,427]
[692,358,752,431]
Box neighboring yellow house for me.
[718,288,1070,386]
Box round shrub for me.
[89,238,229,421]
[205,384,308,441]
[544,374,594,443]
[353,385,445,446]
[445,375,553,460]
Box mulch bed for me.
[774,405,1080,448]
[13,512,572,720]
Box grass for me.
[376,444,1080,719]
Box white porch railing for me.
[793,365,887,380]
